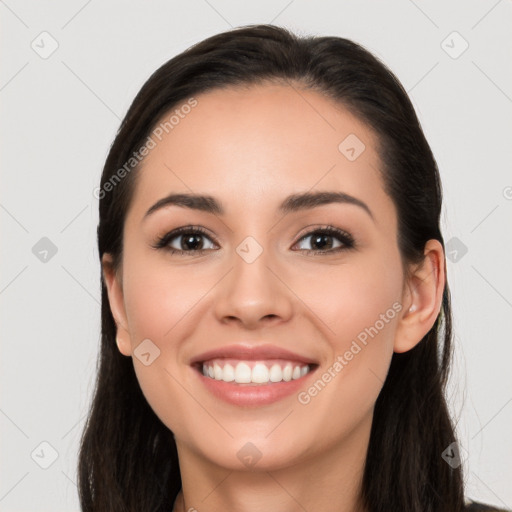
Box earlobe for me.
[115,336,131,357]
[101,253,133,356]
[393,240,445,353]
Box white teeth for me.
[234,362,252,383]
[269,364,283,382]
[251,363,270,383]
[213,362,223,380]
[201,360,311,384]
[222,363,235,382]
[283,364,293,382]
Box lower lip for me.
[193,365,317,407]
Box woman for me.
[79,24,509,512]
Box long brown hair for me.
[79,24,464,511]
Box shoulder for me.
[465,497,511,511]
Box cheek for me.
[291,257,403,443]
[330,275,401,351]
[295,250,403,399]
[122,254,214,346]
[120,256,215,433]
[295,251,403,350]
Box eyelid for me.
[294,224,353,242]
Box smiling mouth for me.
[193,359,318,385]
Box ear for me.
[101,253,132,356]
[393,239,445,353]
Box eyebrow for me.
[144,190,374,221]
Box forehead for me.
[128,83,391,222]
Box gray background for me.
[1,1,511,510]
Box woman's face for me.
[104,83,419,471]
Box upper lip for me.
[190,344,319,366]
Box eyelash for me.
[152,225,355,256]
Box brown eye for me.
[153,226,217,255]
[293,227,354,254]
[172,233,211,251]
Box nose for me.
[213,247,294,330]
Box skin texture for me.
[102,84,445,512]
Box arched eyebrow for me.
[144,190,374,221]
